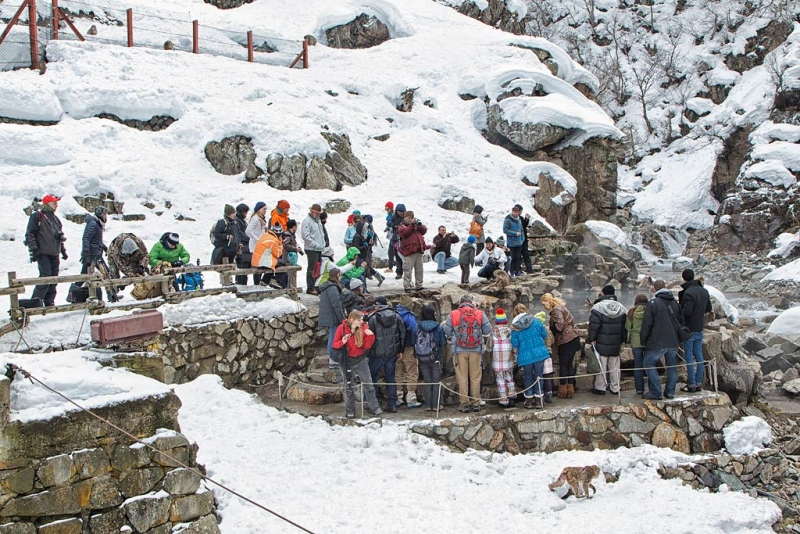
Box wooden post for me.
[28,0,39,70]
[7,272,20,312]
[302,38,309,69]
[192,20,198,54]
[126,8,133,47]
[0,0,29,48]
[52,0,59,40]
[247,30,253,63]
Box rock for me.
[717,470,746,491]
[453,0,529,35]
[163,468,202,496]
[266,153,307,191]
[325,13,390,49]
[173,514,221,533]
[486,103,571,152]
[88,508,126,532]
[321,132,368,188]
[725,20,793,73]
[205,135,261,177]
[651,423,691,454]
[203,0,253,8]
[437,186,476,214]
[782,368,799,385]
[37,519,82,534]
[0,486,80,518]
[73,193,124,215]
[305,156,338,190]
[533,167,577,235]
[743,336,768,354]
[0,467,34,494]
[323,199,351,214]
[118,467,164,498]
[169,490,215,523]
[123,491,171,532]
[783,379,800,396]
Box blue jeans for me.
[644,348,677,398]
[521,361,545,398]
[327,327,338,362]
[684,331,704,387]
[632,347,645,393]
[369,356,398,408]
[434,252,459,271]
[478,263,500,279]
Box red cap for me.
[42,194,61,204]
[385,201,394,209]
[277,200,290,211]
[347,214,354,224]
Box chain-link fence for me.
[0,0,307,72]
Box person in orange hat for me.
[269,200,290,232]
[25,194,68,307]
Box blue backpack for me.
[178,272,204,291]
[396,305,418,347]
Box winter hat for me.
[534,311,547,324]
[42,194,61,204]
[277,200,290,211]
[310,203,322,213]
[682,268,695,281]
[350,278,364,290]
[601,284,616,296]
[352,210,361,216]
[121,237,138,255]
[473,205,483,214]
[254,201,267,213]
[495,236,506,247]
[375,296,388,305]
[347,214,355,224]
[485,237,493,244]
[495,308,507,324]
[364,214,373,223]
[396,203,406,212]
[270,222,284,233]
[224,204,235,216]
[513,204,523,212]
[404,210,415,219]
[236,203,249,215]
[286,219,297,230]
[467,235,476,244]
[385,201,394,210]
[321,246,334,258]
[320,211,328,221]
[94,205,108,219]
[166,233,180,245]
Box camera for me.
[415,219,422,226]
[54,231,66,242]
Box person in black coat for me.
[641,280,684,400]
[81,206,112,300]
[318,268,346,371]
[587,285,628,395]
[233,203,250,285]
[367,297,406,413]
[212,204,239,265]
[678,268,713,392]
[25,194,68,307]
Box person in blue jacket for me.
[503,204,525,277]
[510,303,549,409]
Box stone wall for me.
[154,307,326,388]
[0,388,219,532]
[0,117,59,127]
[411,394,737,454]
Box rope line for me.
[4,364,317,534]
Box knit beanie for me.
[350,278,364,291]
[485,237,493,244]
[474,205,483,214]
[601,284,615,296]
[347,214,355,224]
[495,308,507,324]
[385,201,394,210]
[534,311,546,324]
[224,204,235,216]
[166,233,180,245]
[364,214,373,223]
[682,268,695,281]
[396,204,406,212]
[496,236,505,247]
[352,210,361,216]
[287,219,297,230]
[277,200,290,211]
[236,203,249,216]
[467,235,476,244]
[321,246,334,258]
[254,201,266,212]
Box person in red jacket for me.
[397,210,427,293]
[333,310,382,418]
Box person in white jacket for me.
[245,201,268,285]
[474,238,507,280]
[301,203,327,294]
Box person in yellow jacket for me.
[252,223,286,289]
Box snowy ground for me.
[176,375,781,533]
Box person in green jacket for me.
[149,232,190,268]
[626,294,649,395]
[336,246,367,289]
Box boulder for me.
[304,156,338,190]
[321,132,368,188]
[323,199,351,214]
[73,193,124,215]
[437,186,476,214]
[533,169,577,235]
[203,0,253,8]
[783,379,800,396]
[453,0,529,35]
[205,135,260,177]
[325,14,390,49]
[486,104,571,152]
[725,20,793,73]
[266,153,307,191]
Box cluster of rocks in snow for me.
[688,253,800,302]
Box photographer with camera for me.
[25,194,68,307]
[397,210,427,293]
[432,225,460,274]
[474,237,507,280]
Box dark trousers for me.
[477,263,500,279]
[419,360,442,409]
[369,356,398,408]
[305,249,321,291]
[32,254,60,307]
[80,261,104,300]
[389,240,402,275]
[235,256,254,285]
[475,242,484,256]
[460,263,471,284]
[509,246,522,274]
[521,241,533,273]
[558,337,580,385]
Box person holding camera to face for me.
[25,194,68,307]
[397,210,427,293]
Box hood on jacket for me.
[534,311,546,324]
[592,299,628,317]
[345,246,360,261]
[419,319,440,332]
[512,313,535,330]
[654,288,676,301]
[318,281,340,293]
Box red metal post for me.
[126,8,133,47]
[247,30,253,62]
[192,20,198,54]
[52,0,59,40]
[28,0,39,70]
[0,0,28,47]
[302,39,309,69]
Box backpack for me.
[451,307,483,349]
[178,272,204,291]
[396,305,418,347]
[414,328,438,362]
[209,223,217,246]
[66,282,89,304]
[469,220,482,237]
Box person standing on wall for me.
[503,204,524,277]
[25,194,68,307]
[678,268,712,392]
[397,210,427,293]
[301,203,326,295]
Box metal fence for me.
[0,0,308,72]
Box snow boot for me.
[374,270,385,287]
[566,384,574,398]
[557,385,567,398]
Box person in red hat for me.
[25,194,68,307]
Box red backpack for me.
[451,307,483,349]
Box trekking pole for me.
[435,377,442,421]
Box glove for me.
[61,250,68,260]
[101,244,108,252]
[29,249,38,263]
[299,250,305,256]
[171,260,184,267]
[82,255,95,266]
